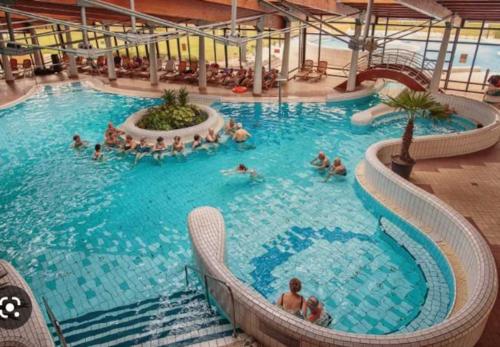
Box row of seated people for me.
[73,55,279,90]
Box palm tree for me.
[383,90,449,168]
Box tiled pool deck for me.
[411,142,500,347]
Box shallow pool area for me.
[0,83,475,337]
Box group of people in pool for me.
[311,151,347,182]
[277,278,333,327]
[72,118,253,164]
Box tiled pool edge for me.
[188,92,499,347]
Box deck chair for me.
[10,58,23,78]
[308,61,328,82]
[295,59,314,80]
[22,59,33,77]
[167,61,187,81]
[160,59,176,80]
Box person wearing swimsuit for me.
[311,151,330,170]
[303,296,333,327]
[135,138,152,164]
[205,128,220,144]
[324,157,347,182]
[276,278,306,318]
[122,135,136,152]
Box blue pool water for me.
[0,83,473,335]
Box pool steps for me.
[49,288,235,346]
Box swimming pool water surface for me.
[0,83,472,336]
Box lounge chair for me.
[159,59,176,80]
[166,61,188,81]
[22,59,33,77]
[10,58,23,78]
[308,61,328,82]
[295,59,314,80]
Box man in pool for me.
[105,122,125,146]
[303,296,332,327]
[221,164,259,178]
[324,157,347,182]
[224,118,236,135]
[311,151,330,170]
[135,138,152,164]
[72,134,87,149]
[232,123,251,143]
[192,134,202,150]
[172,136,184,154]
[205,128,220,144]
[121,134,136,152]
[152,137,167,161]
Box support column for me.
[64,26,78,78]
[29,28,44,68]
[149,28,158,86]
[253,17,264,96]
[0,32,14,83]
[346,19,362,92]
[280,19,291,83]
[104,26,116,81]
[198,36,207,93]
[430,21,452,92]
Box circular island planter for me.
[120,104,225,145]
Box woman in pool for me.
[121,134,136,153]
[324,158,347,182]
[134,138,152,164]
[72,134,87,149]
[152,137,167,161]
[93,144,103,161]
[311,151,330,170]
[172,136,184,154]
[303,296,332,327]
[205,128,220,144]
[276,278,306,318]
[192,134,202,150]
[232,123,251,143]
[105,122,124,146]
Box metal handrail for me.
[184,265,238,338]
[342,48,436,85]
[43,297,68,347]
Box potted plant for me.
[383,90,449,179]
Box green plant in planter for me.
[383,90,449,178]
[137,88,208,131]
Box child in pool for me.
[135,138,152,164]
[152,137,167,161]
[93,144,103,161]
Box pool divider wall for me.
[188,92,499,347]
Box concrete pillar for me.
[149,28,158,86]
[29,28,44,68]
[104,26,116,81]
[64,26,78,78]
[0,32,14,83]
[430,21,452,92]
[280,21,291,83]
[253,17,264,96]
[346,19,362,92]
[198,36,207,93]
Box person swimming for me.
[232,123,251,143]
[276,278,306,318]
[303,296,333,327]
[122,134,136,152]
[192,134,202,150]
[72,134,87,149]
[205,128,220,144]
[152,136,167,161]
[221,164,259,178]
[172,136,184,154]
[311,151,330,170]
[324,157,347,182]
[93,144,103,161]
[224,118,236,135]
[135,138,152,164]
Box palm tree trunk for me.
[400,118,415,164]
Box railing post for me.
[184,265,189,287]
[43,297,68,347]
[204,275,213,313]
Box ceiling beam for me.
[395,0,452,19]
[277,0,359,16]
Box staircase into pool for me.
[48,287,236,346]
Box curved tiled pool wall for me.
[189,92,499,347]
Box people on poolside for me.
[276,278,306,318]
[72,134,87,149]
[225,118,237,135]
[172,136,185,154]
[152,136,167,161]
[232,123,251,143]
[311,151,330,170]
[205,128,220,144]
[135,138,152,164]
[192,134,202,150]
[122,134,136,152]
[324,158,347,182]
[303,296,332,327]
[93,144,103,161]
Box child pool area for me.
[0,82,479,341]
